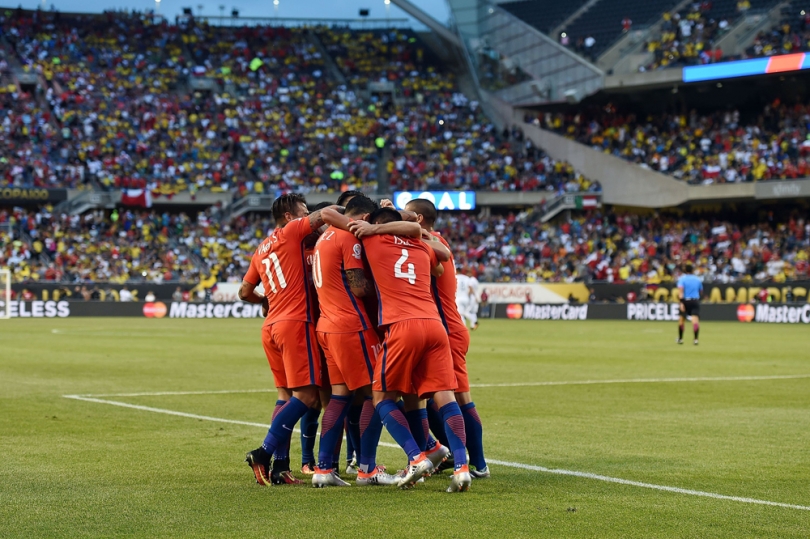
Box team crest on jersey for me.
[352,243,362,259]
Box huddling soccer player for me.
[325,205,473,492]
[310,196,398,487]
[239,194,339,486]
[404,198,489,478]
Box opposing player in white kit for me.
[455,273,479,330]
[465,274,480,330]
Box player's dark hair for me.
[369,207,402,225]
[345,195,377,217]
[684,263,694,274]
[272,194,306,222]
[310,201,332,211]
[405,198,437,227]
[336,190,365,207]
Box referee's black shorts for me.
[682,299,700,317]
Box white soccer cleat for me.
[312,468,351,488]
[424,442,450,472]
[470,465,490,479]
[355,466,398,486]
[397,454,434,489]
[447,465,472,492]
[345,458,359,476]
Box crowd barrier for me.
[11,281,810,305]
[0,301,263,319]
[492,302,810,324]
[2,299,806,324]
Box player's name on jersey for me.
[626,302,680,321]
[754,303,810,324]
[167,302,263,319]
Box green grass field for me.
[1,318,809,538]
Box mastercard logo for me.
[737,304,755,323]
[506,303,523,319]
[143,301,167,318]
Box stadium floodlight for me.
[0,268,10,320]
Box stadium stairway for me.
[711,0,790,58]
[481,92,759,207]
[597,0,693,72]
[308,30,348,87]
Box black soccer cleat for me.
[435,455,455,474]
[245,448,272,486]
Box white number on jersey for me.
[312,250,323,289]
[261,253,287,293]
[394,248,416,285]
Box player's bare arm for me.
[349,220,421,239]
[238,279,267,307]
[423,238,451,262]
[345,268,373,298]
[308,205,344,231]
[321,206,351,231]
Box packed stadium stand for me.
[537,100,810,183]
[1,7,809,295]
[0,10,593,196]
[3,203,807,285]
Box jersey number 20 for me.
[261,253,287,293]
[394,249,416,285]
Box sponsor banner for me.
[755,179,810,199]
[745,303,810,324]
[212,283,241,302]
[0,187,68,204]
[392,191,476,210]
[478,283,590,304]
[627,302,680,321]
[502,303,589,320]
[0,300,72,318]
[590,282,810,304]
[164,302,263,319]
[0,300,262,318]
[494,302,741,321]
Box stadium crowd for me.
[436,210,809,284]
[0,205,201,283]
[3,203,807,286]
[539,100,810,183]
[0,9,590,197]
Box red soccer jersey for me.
[429,232,467,335]
[362,234,441,327]
[313,226,373,333]
[244,217,316,325]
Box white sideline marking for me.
[63,394,810,512]
[75,374,810,397]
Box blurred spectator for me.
[119,285,132,302]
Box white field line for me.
[75,374,810,397]
[63,394,810,512]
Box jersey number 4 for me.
[261,253,287,293]
[394,249,416,285]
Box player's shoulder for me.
[430,230,451,248]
